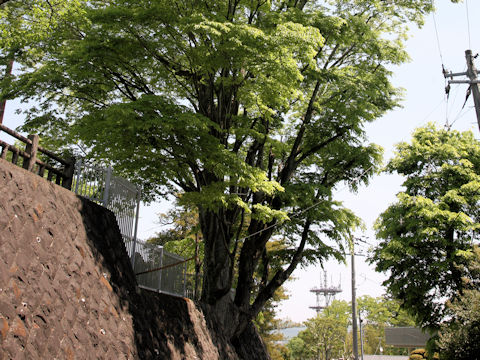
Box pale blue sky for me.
[2,1,480,323]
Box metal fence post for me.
[130,188,141,271]
[74,158,82,194]
[158,246,164,292]
[102,166,112,207]
[184,261,187,297]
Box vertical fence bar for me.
[184,261,187,297]
[103,166,112,207]
[38,164,45,177]
[130,188,141,271]
[158,247,164,292]
[74,159,82,194]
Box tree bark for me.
[199,208,233,305]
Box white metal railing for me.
[72,159,190,298]
[73,159,141,260]
[132,240,188,297]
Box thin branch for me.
[296,127,351,164]
[249,216,312,317]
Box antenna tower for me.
[309,271,342,314]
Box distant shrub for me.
[408,348,440,360]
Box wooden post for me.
[11,147,19,165]
[62,156,75,190]
[23,134,39,172]
[38,164,45,177]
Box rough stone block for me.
[0,160,243,360]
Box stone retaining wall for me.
[0,159,238,359]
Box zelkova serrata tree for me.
[1,0,436,342]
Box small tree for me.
[287,336,307,360]
[357,295,415,355]
[288,300,350,360]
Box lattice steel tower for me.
[309,271,342,314]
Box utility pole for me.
[359,315,365,360]
[444,50,480,132]
[351,243,359,360]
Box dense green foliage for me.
[1,0,439,339]
[371,125,480,329]
[436,289,480,360]
[436,247,480,360]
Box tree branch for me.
[296,126,351,164]
[279,81,321,184]
[249,217,312,319]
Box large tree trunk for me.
[197,206,273,359]
[232,322,271,360]
[199,208,233,305]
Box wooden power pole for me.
[445,50,480,132]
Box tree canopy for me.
[371,124,480,329]
[288,300,351,360]
[1,0,438,343]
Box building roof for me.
[385,327,431,347]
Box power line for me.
[239,164,376,242]
[449,106,474,129]
[431,2,445,67]
[414,96,446,127]
[142,163,376,241]
[447,82,463,120]
[430,4,453,129]
[465,0,472,50]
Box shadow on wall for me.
[79,196,231,359]
[0,159,237,360]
